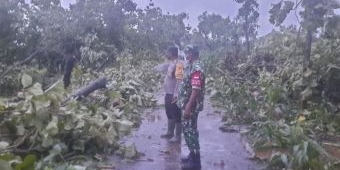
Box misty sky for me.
[61,0,299,36]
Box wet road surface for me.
[112,92,262,170]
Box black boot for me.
[181,152,201,170]
[160,119,175,138]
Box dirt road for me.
[112,92,262,170]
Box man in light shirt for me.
[154,46,183,143]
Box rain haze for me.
[61,0,299,36]
[3,1,340,170]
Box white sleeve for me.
[153,63,170,74]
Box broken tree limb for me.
[96,57,109,72]
[71,77,107,101]
[0,50,40,78]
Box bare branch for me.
[294,0,303,25]
[0,50,40,78]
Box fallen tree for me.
[71,77,107,101]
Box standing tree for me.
[235,0,259,55]
[0,0,31,64]
[269,0,340,68]
[129,2,188,52]
[197,12,232,51]
[229,20,243,63]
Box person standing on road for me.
[154,46,183,143]
[177,45,205,170]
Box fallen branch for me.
[3,148,35,155]
[7,129,36,150]
[67,155,91,161]
[0,50,40,78]
[96,57,109,72]
[71,77,107,101]
[97,165,116,170]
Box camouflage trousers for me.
[182,111,200,152]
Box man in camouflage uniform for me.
[177,45,205,170]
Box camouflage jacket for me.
[177,60,205,112]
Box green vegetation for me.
[1,0,340,169]
[206,1,340,169]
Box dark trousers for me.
[164,94,181,122]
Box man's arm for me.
[183,71,202,119]
[184,89,199,118]
[153,63,169,74]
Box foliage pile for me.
[0,56,159,169]
[207,27,340,169]
[0,0,176,168]
[203,0,340,169]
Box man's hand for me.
[184,104,192,119]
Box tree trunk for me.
[244,27,250,55]
[72,77,107,100]
[244,15,251,55]
[300,28,313,110]
[201,31,213,50]
[304,28,312,68]
[234,40,240,62]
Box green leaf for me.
[75,120,85,129]
[0,154,16,161]
[0,160,13,170]
[50,144,62,155]
[21,73,32,88]
[42,134,54,148]
[292,78,303,90]
[66,165,87,170]
[280,154,288,166]
[124,143,138,159]
[40,144,62,164]
[0,100,6,111]
[46,116,59,136]
[116,120,133,135]
[72,140,85,152]
[27,83,44,96]
[269,1,294,26]
[303,68,313,77]
[136,95,143,106]
[300,86,312,101]
[112,108,124,117]
[15,154,36,170]
[45,80,64,95]
[16,125,25,136]
[33,100,50,112]
[108,91,122,99]
[25,101,34,114]
[106,125,118,144]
